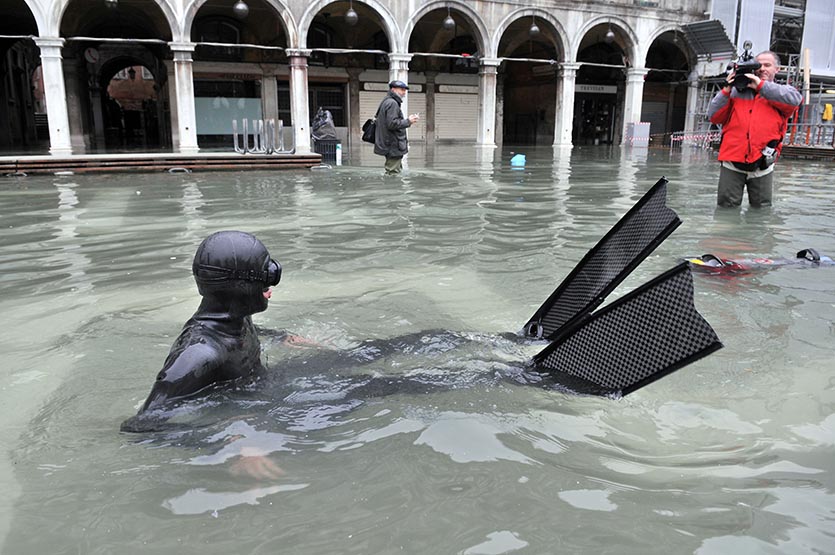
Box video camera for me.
[730,40,761,92]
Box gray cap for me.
[388,80,409,90]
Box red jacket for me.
[708,80,801,164]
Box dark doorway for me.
[574,94,617,145]
[103,65,165,151]
[0,40,46,154]
[497,16,560,147]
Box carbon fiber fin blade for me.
[523,177,681,340]
[532,263,722,396]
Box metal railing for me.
[669,131,722,150]
[232,119,291,154]
[785,122,835,148]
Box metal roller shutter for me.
[436,93,478,141]
[407,93,426,141]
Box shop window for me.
[194,79,261,148]
[447,36,479,74]
[277,83,291,126]
[308,23,334,67]
[194,17,242,62]
[309,84,345,127]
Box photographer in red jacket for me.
[708,50,801,208]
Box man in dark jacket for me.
[374,80,419,175]
[708,51,801,208]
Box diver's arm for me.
[256,325,328,349]
[140,343,222,412]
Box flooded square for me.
[1,145,834,554]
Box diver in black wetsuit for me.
[121,231,281,430]
[121,178,724,433]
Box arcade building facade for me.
[1,0,709,156]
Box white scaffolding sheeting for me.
[737,0,775,55]
[802,0,835,75]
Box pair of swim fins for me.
[522,177,723,397]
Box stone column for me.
[62,58,88,152]
[287,48,312,154]
[666,83,676,133]
[495,71,505,149]
[165,60,180,151]
[554,62,579,146]
[347,67,363,149]
[622,67,649,142]
[170,42,199,154]
[90,84,106,150]
[34,37,73,156]
[425,71,437,145]
[261,67,279,124]
[388,53,412,119]
[683,69,700,136]
[476,57,500,148]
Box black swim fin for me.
[523,177,681,340]
[532,263,722,396]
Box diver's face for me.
[253,255,282,312]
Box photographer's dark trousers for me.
[385,156,403,175]
[717,162,773,208]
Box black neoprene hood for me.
[192,231,281,294]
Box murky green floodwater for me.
[1,145,834,554]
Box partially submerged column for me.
[425,70,437,146]
[388,53,412,119]
[90,83,106,150]
[34,37,73,156]
[476,58,500,148]
[554,62,579,146]
[261,67,279,124]
[495,70,505,149]
[62,57,88,153]
[287,48,311,154]
[622,67,650,143]
[165,60,180,150]
[347,67,363,149]
[683,69,700,137]
[170,42,199,154]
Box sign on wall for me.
[364,82,423,92]
[576,84,618,94]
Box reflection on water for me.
[1,146,834,553]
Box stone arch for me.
[645,24,695,69]
[98,51,161,88]
[297,0,398,51]
[572,16,639,66]
[20,0,47,36]
[51,0,178,41]
[403,0,490,56]
[184,0,297,46]
[491,8,568,62]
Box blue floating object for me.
[510,153,526,167]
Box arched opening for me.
[643,31,691,145]
[191,0,289,149]
[575,24,630,146]
[100,61,162,150]
[305,1,392,148]
[498,15,562,146]
[59,0,173,153]
[408,7,486,143]
[0,0,44,154]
